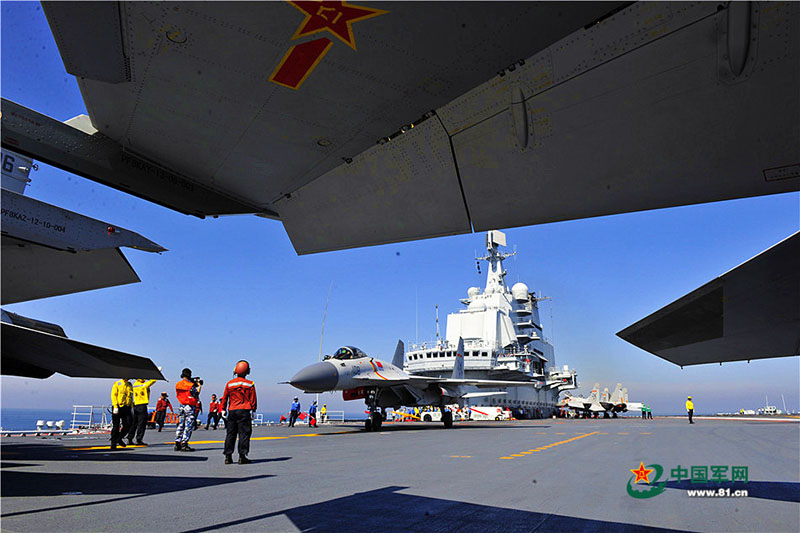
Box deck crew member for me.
[220,360,257,464]
[308,401,318,428]
[175,368,201,451]
[320,404,327,424]
[155,392,173,432]
[110,378,133,449]
[686,396,694,424]
[128,378,156,445]
[205,394,221,430]
[289,397,301,427]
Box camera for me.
[193,377,203,385]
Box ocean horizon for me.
[0,407,374,431]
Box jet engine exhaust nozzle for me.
[289,362,338,393]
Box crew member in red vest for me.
[220,360,257,464]
[154,392,173,432]
[205,394,221,430]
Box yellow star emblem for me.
[630,461,653,484]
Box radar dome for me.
[511,282,529,301]
[467,287,480,298]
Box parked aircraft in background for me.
[288,338,540,431]
[560,383,636,418]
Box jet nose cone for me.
[289,362,338,393]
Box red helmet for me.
[234,360,250,377]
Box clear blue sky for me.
[2,2,798,416]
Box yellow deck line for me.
[500,431,599,459]
[70,429,362,450]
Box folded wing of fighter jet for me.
[618,232,800,367]
[1,148,166,380]
[2,311,164,380]
[2,2,795,255]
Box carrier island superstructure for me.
[404,231,577,417]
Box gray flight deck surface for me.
[1,418,798,532]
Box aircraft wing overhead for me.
[617,232,800,367]
[1,312,165,380]
[6,2,794,254]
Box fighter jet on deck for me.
[560,383,605,418]
[561,383,635,418]
[288,338,539,431]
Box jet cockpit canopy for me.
[332,346,367,360]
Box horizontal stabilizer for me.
[618,232,800,366]
[1,317,165,380]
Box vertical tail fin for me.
[602,387,609,402]
[391,340,405,369]
[589,383,600,403]
[611,383,623,404]
[451,337,465,379]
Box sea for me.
[0,407,368,431]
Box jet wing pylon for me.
[1,189,166,304]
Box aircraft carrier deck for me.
[2,417,798,532]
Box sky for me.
[1,2,798,416]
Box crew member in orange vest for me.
[175,368,201,451]
[220,360,257,464]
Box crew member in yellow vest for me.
[128,379,157,445]
[110,378,133,449]
[686,396,694,424]
[320,404,328,424]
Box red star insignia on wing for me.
[630,462,654,484]
[290,1,388,50]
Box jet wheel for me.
[371,412,382,431]
[442,411,453,429]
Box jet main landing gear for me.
[442,410,453,429]
[364,389,383,432]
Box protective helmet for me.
[181,368,192,379]
[688,396,692,399]
[234,360,250,377]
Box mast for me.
[476,230,515,295]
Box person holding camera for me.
[220,360,257,464]
[174,368,201,451]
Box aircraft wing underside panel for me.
[278,1,800,251]
[617,232,800,366]
[1,322,165,380]
[1,236,141,305]
[452,2,800,232]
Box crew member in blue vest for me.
[289,397,301,427]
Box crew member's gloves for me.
[112,407,119,414]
